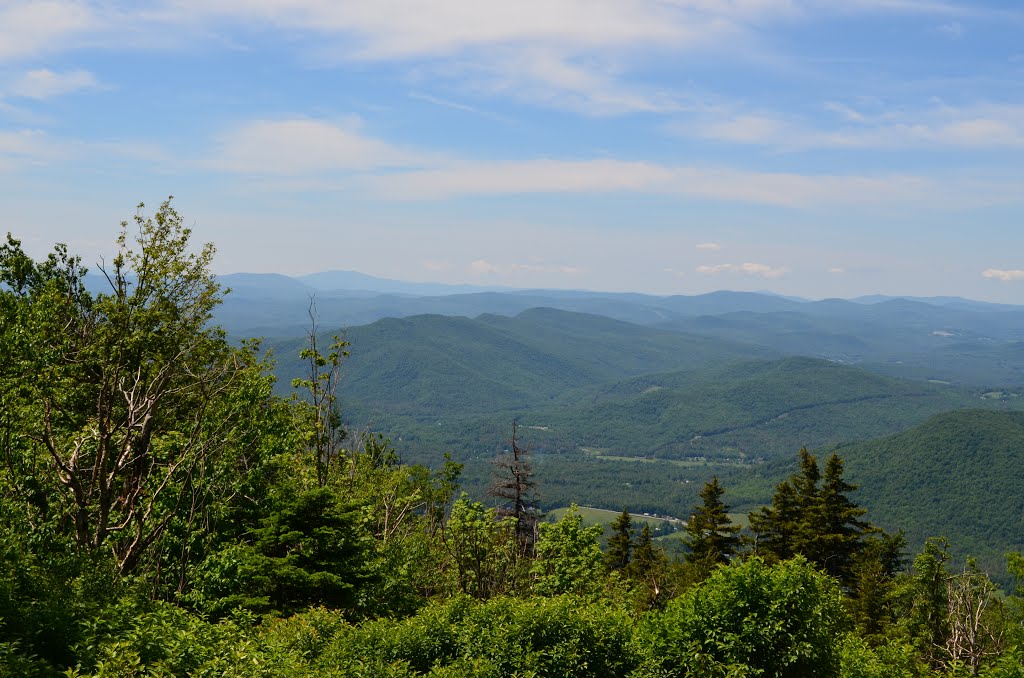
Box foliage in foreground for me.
[5,203,1024,677]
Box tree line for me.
[3,201,1024,676]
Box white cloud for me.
[170,0,708,58]
[510,262,585,275]
[9,69,97,99]
[684,102,1024,150]
[0,128,63,169]
[452,47,686,115]
[469,259,499,275]
[829,267,846,274]
[207,118,427,174]
[367,158,948,208]
[824,101,866,123]
[199,119,1020,209]
[0,1,97,62]
[467,257,583,276]
[697,114,787,144]
[0,0,1009,119]
[696,242,721,250]
[696,262,790,278]
[982,268,1024,282]
[423,259,451,272]
[374,159,675,199]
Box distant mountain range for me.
[194,270,1024,576]
[213,270,1024,387]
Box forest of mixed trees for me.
[5,201,1024,676]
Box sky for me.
[1,0,1023,302]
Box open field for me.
[546,505,684,531]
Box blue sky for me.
[1,0,1023,301]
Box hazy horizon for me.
[2,1,1023,303]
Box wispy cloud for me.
[368,158,950,207]
[0,1,97,62]
[696,262,790,278]
[206,117,430,174]
[696,242,721,250]
[423,259,452,272]
[982,268,1024,281]
[468,257,583,276]
[469,259,499,275]
[196,115,1024,209]
[679,101,1024,150]
[1,0,1015,119]
[936,21,964,38]
[8,69,97,99]
[0,128,61,169]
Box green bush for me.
[639,557,850,677]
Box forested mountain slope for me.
[269,308,778,417]
[660,301,1024,385]
[841,409,1024,577]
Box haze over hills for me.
[218,269,1024,388]
[269,307,779,418]
[261,304,1023,539]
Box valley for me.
[211,272,1024,578]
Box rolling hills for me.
[230,274,1024,576]
[840,409,1024,579]
[216,271,1024,386]
[269,307,778,417]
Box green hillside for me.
[660,303,1024,385]
[266,309,1024,543]
[270,308,777,417]
[840,409,1024,578]
[524,356,993,462]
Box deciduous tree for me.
[0,200,265,575]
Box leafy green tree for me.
[640,556,850,677]
[848,530,907,641]
[605,508,632,571]
[0,201,267,576]
[683,475,740,575]
[532,506,605,597]
[443,495,518,599]
[291,304,349,487]
[342,435,464,613]
[902,536,952,669]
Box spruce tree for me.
[748,477,801,561]
[627,523,670,608]
[750,449,882,590]
[815,453,875,583]
[605,508,633,571]
[684,476,741,572]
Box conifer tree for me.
[606,508,633,571]
[627,523,670,608]
[684,476,740,573]
[749,448,820,562]
[748,475,802,561]
[750,449,881,590]
[815,453,875,582]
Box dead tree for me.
[488,421,540,556]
